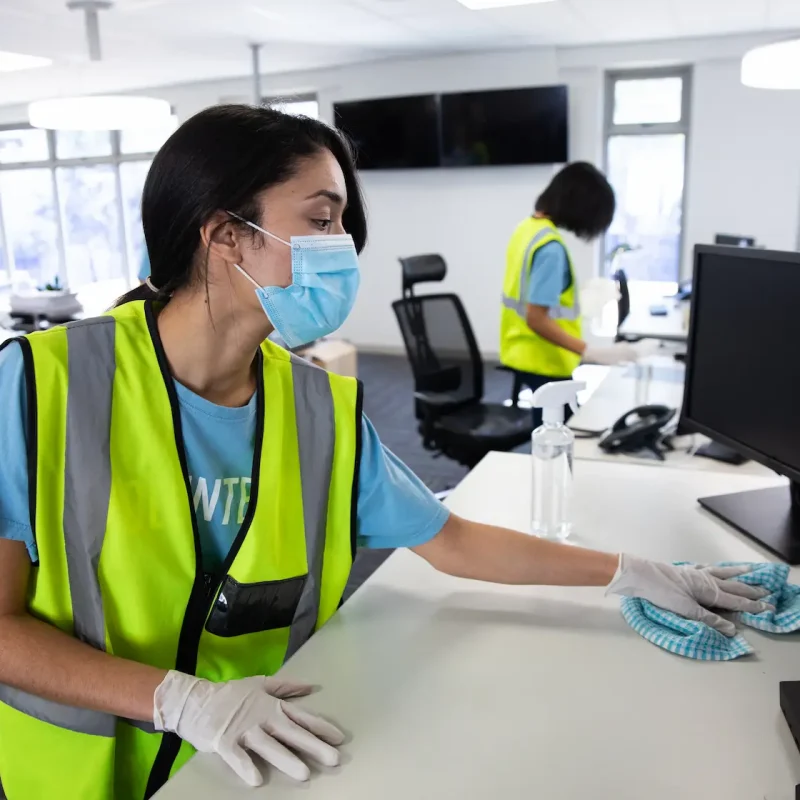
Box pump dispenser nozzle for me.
[531,380,586,425]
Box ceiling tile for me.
[3,0,800,110]
[765,0,800,28]
[566,0,681,42]
[669,0,770,37]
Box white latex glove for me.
[153,671,344,785]
[582,342,638,366]
[606,554,774,636]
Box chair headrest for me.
[399,254,447,288]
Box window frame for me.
[603,66,693,282]
[0,123,162,289]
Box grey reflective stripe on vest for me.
[503,227,580,321]
[63,318,115,652]
[0,319,118,738]
[0,682,115,737]
[284,356,336,661]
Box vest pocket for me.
[205,574,307,637]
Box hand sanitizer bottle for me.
[530,380,586,541]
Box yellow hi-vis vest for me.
[499,217,582,378]
[0,300,362,800]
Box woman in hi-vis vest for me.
[0,108,771,800]
[500,162,637,426]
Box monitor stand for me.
[695,440,749,466]
[699,480,800,564]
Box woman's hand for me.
[153,671,344,785]
[606,554,774,636]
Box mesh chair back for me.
[613,268,631,329]
[392,293,483,404]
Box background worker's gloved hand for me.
[582,342,638,366]
[606,554,774,636]
[154,671,345,786]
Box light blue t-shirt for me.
[138,251,150,282]
[0,342,448,570]
[527,240,571,308]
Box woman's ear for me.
[200,211,245,266]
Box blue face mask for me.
[230,213,360,349]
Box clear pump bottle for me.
[530,381,586,541]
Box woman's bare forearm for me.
[0,612,166,722]
[525,304,586,355]
[413,514,619,587]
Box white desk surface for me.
[157,454,799,800]
[619,300,688,342]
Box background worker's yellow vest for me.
[0,301,362,800]
[500,217,582,378]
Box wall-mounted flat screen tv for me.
[440,85,568,167]
[334,94,440,170]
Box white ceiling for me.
[1,0,800,107]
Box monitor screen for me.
[334,95,440,170]
[682,246,800,480]
[439,86,568,167]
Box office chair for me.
[393,255,533,468]
[613,268,639,343]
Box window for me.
[264,94,319,120]
[119,160,153,272]
[604,69,691,286]
[0,118,176,291]
[0,169,60,288]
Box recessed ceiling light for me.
[0,50,52,73]
[742,38,800,90]
[456,0,557,9]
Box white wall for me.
[683,57,800,268]
[3,32,798,356]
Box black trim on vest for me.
[142,300,267,799]
[0,337,40,567]
[210,355,265,584]
[350,380,364,561]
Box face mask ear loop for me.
[226,210,291,247]
[233,263,261,289]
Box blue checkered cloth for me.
[620,562,800,661]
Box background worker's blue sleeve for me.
[526,240,571,308]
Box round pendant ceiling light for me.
[29,95,172,131]
[742,38,800,90]
[28,1,171,130]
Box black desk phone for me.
[598,405,677,461]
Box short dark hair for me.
[118,104,367,304]
[535,162,615,241]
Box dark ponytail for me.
[117,104,367,306]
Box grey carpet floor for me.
[343,352,518,600]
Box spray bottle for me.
[530,380,586,541]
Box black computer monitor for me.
[680,245,800,563]
[714,233,756,247]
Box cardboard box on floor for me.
[297,339,357,378]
